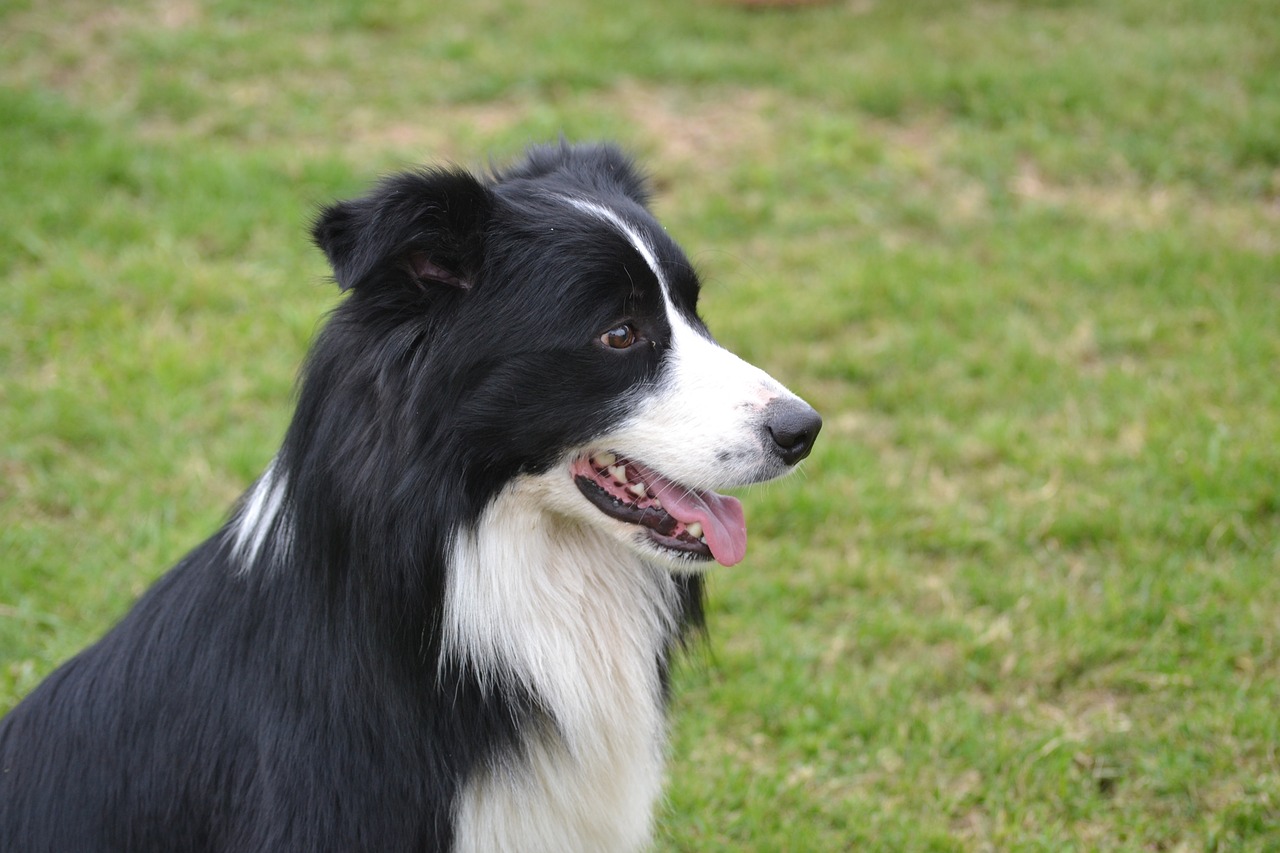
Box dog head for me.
[307,143,820,570]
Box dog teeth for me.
[588,452,662,507]
[685,522,703,539]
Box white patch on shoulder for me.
[444,473,681,853]
[230,459,290,570]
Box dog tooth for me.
[685,522,703,539]
[652,498,662,510]
[608,464,628,484]
[592,451,617,468]
[628,482,647,498]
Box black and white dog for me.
[0,143,820,851]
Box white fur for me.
[562,197,669,292]
[445,475,679,853]
[230,459,289,569]
[611,310,799,491]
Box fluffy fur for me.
[0,143,820,852]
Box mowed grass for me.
[2,0,1278,849]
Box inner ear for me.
[409,252,469,291]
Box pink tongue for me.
[640,466,747,567]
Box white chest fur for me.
[444,479,682,853]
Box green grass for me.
[2,0,1278,849]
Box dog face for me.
[310,143,819,570]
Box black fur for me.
[0,143,705,852]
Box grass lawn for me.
[2,0,1278,848]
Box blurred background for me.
[2,0,1277,848]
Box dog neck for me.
[443,476,682,852]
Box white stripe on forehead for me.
[560,197,669,294]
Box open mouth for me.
[571,451,747,566]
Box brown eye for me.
[600,324,637,349]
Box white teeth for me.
[628,482,647,498]
[592,451,617,468]
[652,498,662,510]
[608,464,628,484]
[685,522,703,539]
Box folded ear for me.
[311,169,492,293]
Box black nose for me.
[764,398,822,466]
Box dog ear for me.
[312,169,492,293]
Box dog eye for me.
[600,324,638,350]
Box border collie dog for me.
[0,143,820,852]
